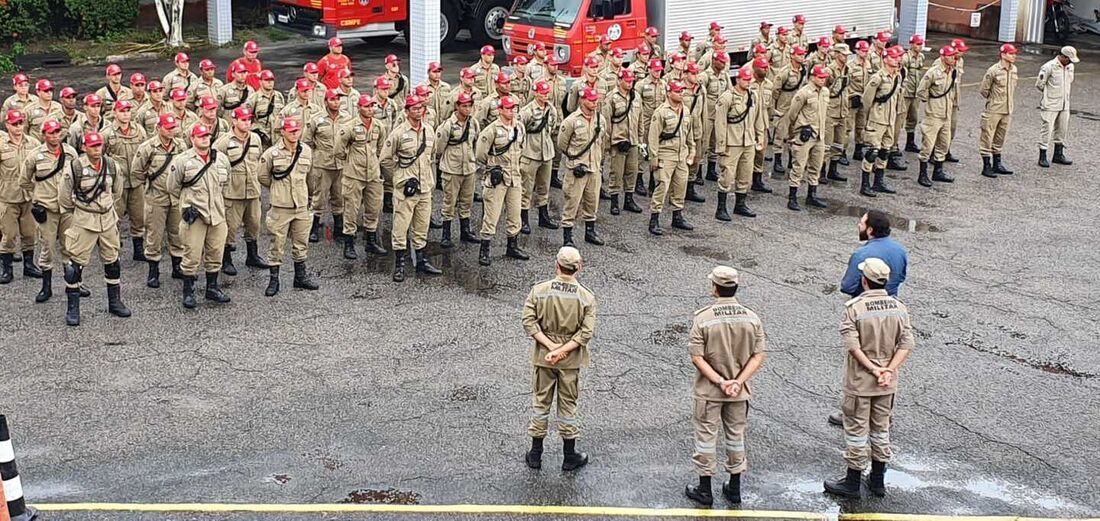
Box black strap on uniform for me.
[72,159,109,205]
[253,129,271,148]
[528,107,550,134]
[873,75,900,104]
[36,152,68,182]
[182,149,217,188]
[230,134,253,168]
[105,84,119,103]
[928,69,957,100]
[271,143,303,181]
[564,113,602,160]
[147,149,176,185]
[222,87,249,110]
[611,89,635,124]
[726,92,754,124]
[388,75,406,100]
[659,108,684,142]
[396,128,427,168]
[781,68,806,92]
[488,126,519,156]
[447,119,472,145]
[256,94,276,120]
[829,76,849,99]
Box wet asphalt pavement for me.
[3,33,1100,520]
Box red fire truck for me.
[270,0,517,49]
[502,0,896,77]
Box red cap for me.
[753,43,768,55]
[328,36,343,48]
[385,53,400,65]
[106,64,122,76]
[760,21,773,29]
[175,52,190,63]
[533,41,547,51]
[480,45,496,56]
[357,94,375,108]
[777,26,789,36]
[645,26,659,37]
[460,67,476,79]
[191,124,212,138]
[283,118,302,132]
[512,55,529,65]
[599,35,612,45]
[667,80,685,93]
[648,58,664,71]
[534,80,551,95]
[495,71,511,85]
[619,69,635,83]
[833,24,846,34]
[670,53,685,63]
[793,14,806,24]
[854,40,870,52]
[198,96,218,110]
[130,73,147,86]
[83,94,103,107]
[230,62,248,74]
[60,86,78,98]
[114,99,132,112]
[404,95,424,109]
[83,131,104,148]
[159,113,179,130]
[1000,43,1018,55]
[792,45,808,56]
[41,119,62,134]
[939,45,957,57]
[752,56,770,70]
[244,40,260,53]
[713,35,727,45]
[715,52,730,63]
[611,47,624,59]
[428,61,443,72]
[583,56,600,69]
[811,64,831,78]
[886,45,906,59]
[303,62,319,74]
[737,67,753,81]
[325,89,342,100]
[414,84,431,98]
[637,43,651,55]
[296,78,314,92]
[709,21,723,31]
[818,37,832,49]
[680,31,693,42]
[546,56,561,66]
[875,31,890,43]
[336,68,354,80]
[374,76,392,90]
[35,79,53,92]
[456,91,475,105]
[259,69,275,81]
[199,59,216,71]
[686,63,701,74]
[909,34,925,46]
[6,110,25,125]
[580,86,599,101]
[170,88,188,102]
[498,95,518,109]
[951,38,969,53]
[233,107,253,120]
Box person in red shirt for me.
[317,37,351,91]
[226,40,263,91]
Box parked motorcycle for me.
[1046,0,1074,44]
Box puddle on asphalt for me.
[825,203,945,233]
[341,488,422,505]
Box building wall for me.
[925,0,1003,40]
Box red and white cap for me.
[198,96,218,110]
[1000,43,1018,55]
[480,45,496,56]
[583,56,600,69]
[875,31,890,43]
[296,78,314,92]
[414,84,431,98]
[259,69,275,81]
[686,63,701,74]
[174,52,190,63]
[909,34,925,46]
[666,80,685,93]
[619,69,636,82]
[6,110,25,125]
[41,119,62,134]
[456,91,475,105]
[532,41,547,51]
[753,43,768,55]
[818,37,832,49]
[811,64,831,78]
[12,73,30,86]
[939,45,958,57]
[191,124,212,138]
[170,88,188,102]
[106,64,122,76]
[644,26,659,37]
[404,95,425,109]
[35,79,53,92]
[534,80,551,95]
[648,58,664,71]
[637,43,651,55]
[303,62,319,74]
[130,73,147,86]
[200,59,216,71]
[715,52,730,63]
[244,40,260,53]
[159,113,179,129]
[328,36,343,48]
[951,38,969,53]
[580,86,599,101]
[428,61,443,72]
[599,35,612,45]
[357,94,375,108]
[669,53,686,64]
[233,107,253,120]
[460,67,476,79]
[324,88,342,101]
[512,55,529,65]
[760,21,773,29]
[777,26,789,35]
[793,14,806,24]
[114,99,132,111]
[737,67,753,81]
[495,71,511,85]
[611,47,624,59]
[546,55,561,66]
[886,45,906,59]
[231,62,248,74]
[83,131,104,147]
[374,76,392,90]
[854,41,870,52]
[680,31,693,42]
[752,56,770,70]
[385,54,400,65]
[709,21,723,31]
[283,118,302,132]
[83,93,103,107]
[336,68,354,80]
[833,24,846,34]
[60,86,78,98]
[498,95,518,110]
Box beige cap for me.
[708,266,740,287]
[556,246,582,270]
[1061,46,1079,63]
[831,43,851,55]
[858,258,891,284]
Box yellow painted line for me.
[29,503,1100,520]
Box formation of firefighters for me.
[0,18,1079,327]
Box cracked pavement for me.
[2,33,1099,520]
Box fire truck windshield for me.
[510,0,582,28]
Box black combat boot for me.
[684,475,714,506]
[204,272,231,303]
[867,460,887,497]
[648,213,663,236]
[992,154,1013,175]
[1053,143,1072,165]
[132,237,146,261]
[244,240,269,268]
[945,150,959,163]
[860,172,877,197]
[308,215,321,243]
[221,247,238,276]
[333,215,346,242]
[599,186,611,201]
[685,182,705,203]
[584,221,605,245]
[537,205,559,229]
[805,185,828,208]
[103,261,130,317]
[723,473,742,504]
[440,221,454,249]
[853,144,864,162]
[715,192,731,222]
[824,467,863,498]
[64,262,83,326]
[671,210,693,231]
[429,213,442,229]
[171,256,184,280]
[623,193,642,213]
[905,131,920,153]
[818,165,830,185]
[459,217,478,243]
[609,195,620,215]
[19,251,41,279]
[634,174,648,196]
[772,153,786,175]
[0,253,13,284]
[787,186,801,211]
[506,235,530,260]
[886,151,908,171]
[932,161,955,183]
[343,234,358,259]
[551,170,563,189]
[365,231,387,255]
[561,438,589,471]
[705,159,718,182]
[146,261,160,288]
[838,149,850,166]
[562,226,575,247]
[36,269,52,303]
[520,209,531,234]
[293,261,320,289]
[265,266,280,296]
[382,191,394,213]
[182,276,197,309]
[873,168,897,194]
[733,193,756,218]
[1038,149,1050,168]
[981,156,996,178]
[478,239,492,266]
[918,162,933,187]
[415,249,442,275]
[828,160,847,181]
[751,171,772,193]
[525,437,544,469]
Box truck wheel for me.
[402,2,459,49]
[470,0,512,43]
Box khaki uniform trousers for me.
[266,207,310,266]
[180,219,227,276]
[692,398,749,476]
[391,190,431,251]
[520,158,553,209]
[862,123,895,173]
[342,176,384,235]
[789,137,825,187]
[480,183,522,238]
[841,393,895,471]
[441,172,475,220]
[650,160,688,214]
[309,166,344,217]
[225,198,262,243]
[825,117,850,162]
[1038,110,1069,150]
[979,112,1012,157]
[894,96,919,142]
[608,146,639,196]
[851,106,869,151]
[561,170,600,228]
[753,144,766,174]
[118,186,146,237]
[771,114,789,159]
[918,116,951,163]
[718,147,754,194]
[65,225,120,267]
[528,366,581,440]
[0,201,36,254]
[36,210,73,269]
[144,204,184,262]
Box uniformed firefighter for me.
[714,67,766,221]
[475,95,528,266]
[557,87,608,248]
[749,58,775,194]
[213,107,269,274]
[915,45,959,188]
[0,110,42,283]
[683,266,767,506]
[522,246,597,472]
[96,64,133,123]
[598,49,625,96]
[187,96,229,148]
[700,53,732,184]
[425,62,452,123]
[165,123,232,309]
[808,38,832,71]
[510,56,534,107]
[227,40,263,91]
[643,26,664,61]
[68,94,107,154]
[870,32,890,71]
[435,92,481,248]
[257,117,320,296]
[383,54,412,103]
[941,39,969,163]
[162,53,197,95]
[246,70,285,148]
[475,72,512,129]
[785,64,831,211]
[697,36,728,72]
[528,42,550,82]
[790,15,809,49]
[567,57,602,115]
[647,80,696,235]
[751,21,773,51]
[471,45,501,96]
[767,27,793,79]
[629,43,653,80]
[441,67,481,123]
[26,80,62,142]
[666,53,687,84]
[897,35,926,155]
[135,80,169,136]
[822,44,852,186]
[338,95,389,259]
[771,46,808,178]
[280,78,319,127]
[303,88,352,243]
[289,62,327,107]
[165,88,199,136]
[858,45,905,198]
[372,76,400,212]
[58,131,132,326]
[380,95,441,282]
[693,22,724,62]
[101,99,148,260]
[218,63,254,125]
[519,81,561,231]
[187,60,223,113]
[831,25,848,46]
[21,119,79,302]
[3,74,32,115]
[676,32,695,62]
[56,86,83,132]
[132,113,187,287]
[601,70,643,216]
[978,44,1019,178]
[823,257,913,500]
[848,41,874,164]
[128,74,148,118]
[1036,45,1078,168]
[636,58,666,195]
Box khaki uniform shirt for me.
[690,297,766,402]
[628,56,650,79]
[808,51,831,71]
[187,78,224,111]
[647,102,694,162]
[715,88,765,149]
[518,100,560,162]
[372,96,400,140]
[474,91,505,128]
[522,276,597,370]
[393,106,437,131]
[791,30,809,50]
[701,67,731,114]
[1,94,32,116]
[566,77,601,115]
[684,83,706,147]
[101,123,148,189]
[753,76,777,121]
[470,62,501,96]
[166,148,230,226]
[303,110,353,170]
[475,119,525,187]
[427,80,452,121]
[338,117,386,182]
[557,110,606,172]
[861,69,901,127]
[286,81,327,107]
[848,58,874,107]
[750,34,772,51]
[280,99,319,126]
[980,62,1017,115]
[636,75,666,137]
[840,289,914,397]
[68,115,107,154]
[787,83,828,138]
[132,135,187,207]
[916,63,956,120]
[1036,58,1073,112]
[827,63,851,119]
[95,84,133,122]
[767,44,792,78]
[900,51,925,98]
[440,86,482,122]
[545,74,567,115]
[246,90,287,145]
[162,69,197,94]
[184,118,230,149]
[384,73,411,103]
[434,114,480,176]
[380,121,436,193]
[59,155,123,232]
[870,49,885,72]
[134,100,169,136]
[22,143,78,212]
[601,88,640,148]
[335,87,362,117]
[167,109,199,137]
[213,131,263,200]
[0,133,39,203]
[258,140,313,210]
[25,101,63,141]
[772,64,806,118]
[693,37,714,62]
[217,81,254,120]
[510,74,532,106]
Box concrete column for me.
[1016,0,1045,43]
[1000,0,1020,41]
[409,0,441,88]
[207,0,232,46]
[897,0,929,48]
